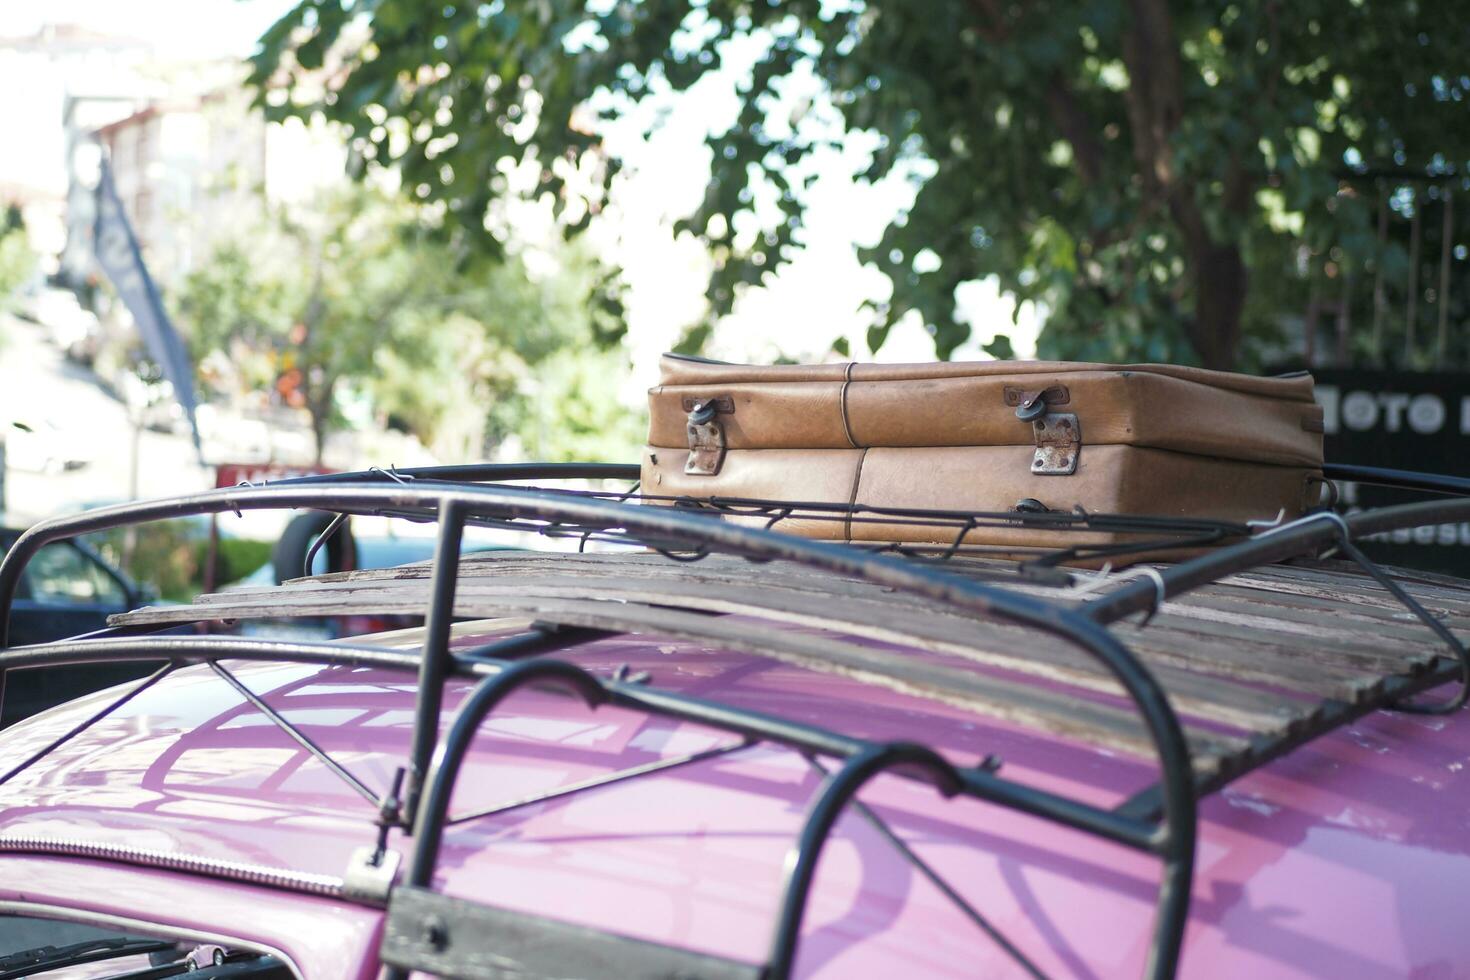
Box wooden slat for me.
[113,589,1241,768]
[1189,579,1470,629]
[1232,561,1470,617]
[1292,556,1470,592]
[387,556,1419,699]
[269,550,1439,664]
[514,577,1312,732]
[190,572,1321,735]
[193,552,1402,723]
[1122,631,1384,701]
[1226,567,1470,613]
[1111,608,1436,675]
[119,546,1470,785]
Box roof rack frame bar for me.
[205,660,380,806]
[0,662,175,787]
[457,624,614,662]
[445,739,753,827]
[391,660,1006,980]
[253,461,1261,568]
[1323,463,1470,497]
[402,498,467,825]
[0,633,1156,850]
[768,742,963,978]
[401,660,609,896]
[263,462,643,486]
[1115,655,1464,822]
[1081,498,1470,624]
[260,460,1251,544]
[803,754,1050,979]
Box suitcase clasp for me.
[1005,385,1070,420]
[1030,413,1081,476]
[684,398,730,475]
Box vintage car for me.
[0,460,1466,979]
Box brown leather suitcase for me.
[641,354,1325,559]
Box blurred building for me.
[0,22,346,290]
[93,83,346,284]
[90,68,350,288]
[0,24,159,270]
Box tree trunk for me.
[305,380,334,467]
[299,255,329,466]
[308,409,327,467]
[1121,0,1253,371]
[1184,241,1247,370]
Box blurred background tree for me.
[173,186,639,463]
[0,204,37,319]
[252,0,1470,370]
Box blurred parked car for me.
[3,415,92,474]
[224,512,513,640]
[0,523,155,726]
[136,401,274,463]
[25,286,102,365]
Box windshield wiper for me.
[0,937,177,980]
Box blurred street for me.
[0,311,209,520]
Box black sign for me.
[1313,369,1470,575]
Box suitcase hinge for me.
[1011,388,1079,475]
[684,398,731,475]
[1029,413,1081,475]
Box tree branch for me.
[1044,75,1104,185]
[963,0,1103,185]
[1221,0,1279,215]
[964,0,1010,42]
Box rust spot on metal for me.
[1030,412,1081,476]
[685,418,726,475]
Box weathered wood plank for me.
[232,574,1328,734]
[1239,561,1470,615]
[1107,607,1435,673]
[432,559,1434,684]
[113,590,1240,769]
[1187,581,1464,637]
[198,553,1395,709]
[599,580,1332,729]
[132,545,1470,781]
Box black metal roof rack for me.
[0,460,1465,980]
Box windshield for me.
[0,916,291,980]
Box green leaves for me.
[171,186,635,462]
[251,0,1470,368]
[0,211,36,315]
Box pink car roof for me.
[2,624,1467,978]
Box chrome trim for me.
[0,836,343,896]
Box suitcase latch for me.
[684,398,731,475]
[1005,385,1070,420]
[1030,413,1081,476]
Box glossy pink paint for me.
[0,629,1467,978]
